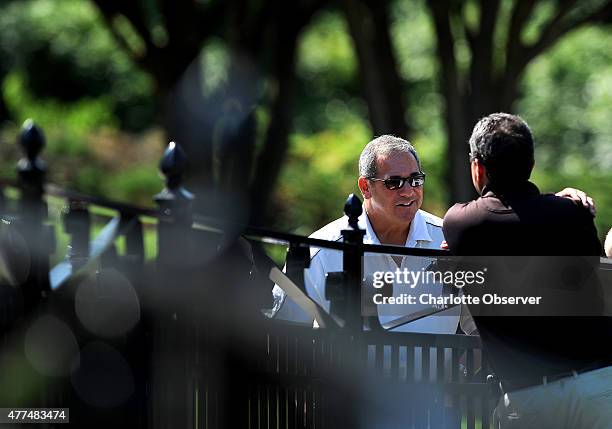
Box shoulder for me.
[537,193,584,212]
[443,200,482,229]
[442,199,484,252]
[417,209,445,248]
[536,193,599,230]
[308,216,346,261]
[527,193,595,225]
[309,216,348,241]
[534,194,601,254]
[418,209,443,228]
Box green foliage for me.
[297,11,357,85]
[0,0,161,201]
[0,0,155,131]
[101,166,162,207]
[392,0,437,83]
[519,26,612,172]
[269,9,370,233]
[274,121,369,234]
[3,71,116,147]
[410,133,448,218]
[294,10,366,133]
[390,0,445,152]
[200,38,231,98]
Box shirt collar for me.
[359,208,432,247]
[406,209,432,247]
[360,211,379,245]
[481,181,540,199]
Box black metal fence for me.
[0,121,502,428]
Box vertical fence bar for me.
[437,347,445,382]
[390,344,399,379]
[422,346,431,383]
[407,345,415,383]
[152,142,194,429]
[481,347,493,429]
[63,199,91,270]
[466,348,475,429]
[16,120,53,308]
[121,212,149,428]
[433,346,446,428]
[340,194,365,332]
[122,214,144,278]
[482,395,491,429]
[286,243,310,293]
[0,171,5,214]
[374,343,384,376]
[450,346,460,424]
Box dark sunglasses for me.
[368,173,426,190]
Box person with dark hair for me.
[443,113,611,428]
[446,113,600,256]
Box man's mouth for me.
[396,201,414,207]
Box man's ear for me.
[358,176,372,199]
[470,159,487,193]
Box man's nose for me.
[398,183,415,196]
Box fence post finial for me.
[155,141,193,220]
[17,119,47,198]
[344,193,362,230]
[159,141,188,191]
[154,141,194,270]
[19,119,45,161]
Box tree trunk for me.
[429,0,475,204]
[343,0,409,138]
[443,105,476,205]
[0,68,9,125]
[249,19,300,227]
[0,94,9,125]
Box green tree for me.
[0,0,155,131]
[425,0,612,202]
[87,0,327,225]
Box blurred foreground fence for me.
[4,121,609,428]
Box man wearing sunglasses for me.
[274,135,463,334]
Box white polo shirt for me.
[273,209,461,334]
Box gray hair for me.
[359,135,422,178]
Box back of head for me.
[469,113,534,188]
[359,135,421,178]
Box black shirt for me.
[443,182,608,379]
